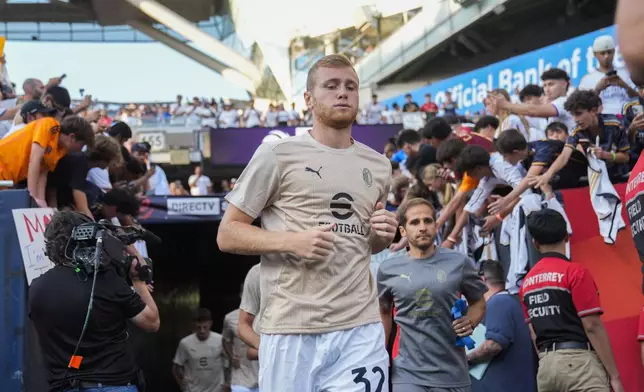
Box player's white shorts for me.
[259,322,389,392]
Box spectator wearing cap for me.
[2,100,57,139]
[520,209,624,392]
[47,135,121,219]
[579,35,638,115]
[131,142,171,196]
[0,115,94,207]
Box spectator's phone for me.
[634,105,644,116]
[606,70,617,77]
[60,73,67,80]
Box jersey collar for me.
[539,251,570,262]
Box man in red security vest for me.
[625,142,644,367]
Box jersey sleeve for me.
[460,256,487,302]
[225,143,281,219]
[222,314,234,343]
[173,340,187,366]
[615,128,630,152]
[111,271,146,319]
[464,177,495,213]
[569,265,603,317]
[240,265,261,316]
[31,117,60,148]
[566,131,581,150]
[531,141,553,167]
[484,297,515,349]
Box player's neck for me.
[310,123,353,149]
[409,244,436,259]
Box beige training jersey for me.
[226,131,392,334]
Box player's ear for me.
[399,226,406,238]
[304,90,313,110]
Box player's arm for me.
[238,309,260,350]
[377,267,394,347]
[464,296,485,329]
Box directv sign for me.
[383,25,624,114]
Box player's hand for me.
[290,224,335,262]
[452,316,473,338]
[231,356,240,369]
[389,237,409,252]
[370,202,398,243]
[610,377,625,392]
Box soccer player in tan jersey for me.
[217,54,398,392]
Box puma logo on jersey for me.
[305,166,322,179]
[400,273,412,283]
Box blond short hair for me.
[306,54,356,91]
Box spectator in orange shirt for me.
[0,115,94,207]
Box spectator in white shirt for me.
[276,103,290,126]
[363,94,384,125]
[188,165,212,196]
[288,102,301,126]
[264,104,278,127]
[579,35,638,115]
[243,100,262,128]
[218,101,240,129]
[392,103,403,124]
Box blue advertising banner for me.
[209,124,401,165]
[138,195,227,224]
[384,25,621,114]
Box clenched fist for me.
[289,224,336,262]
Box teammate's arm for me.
[377,267,395,347]
[238,309,260,350]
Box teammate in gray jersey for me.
[377,198,487,392]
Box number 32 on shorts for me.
[352,366,385,392]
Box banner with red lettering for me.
[12,208,55,285]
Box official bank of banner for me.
[384,25,620,115]
[209,124,401,165]
[12,208,56,285]
[138,195,227,224]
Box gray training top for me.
[377,247,487,388]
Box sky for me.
[4,40,250,103]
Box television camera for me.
[69,220,159,285]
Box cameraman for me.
[29,211,160,392]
